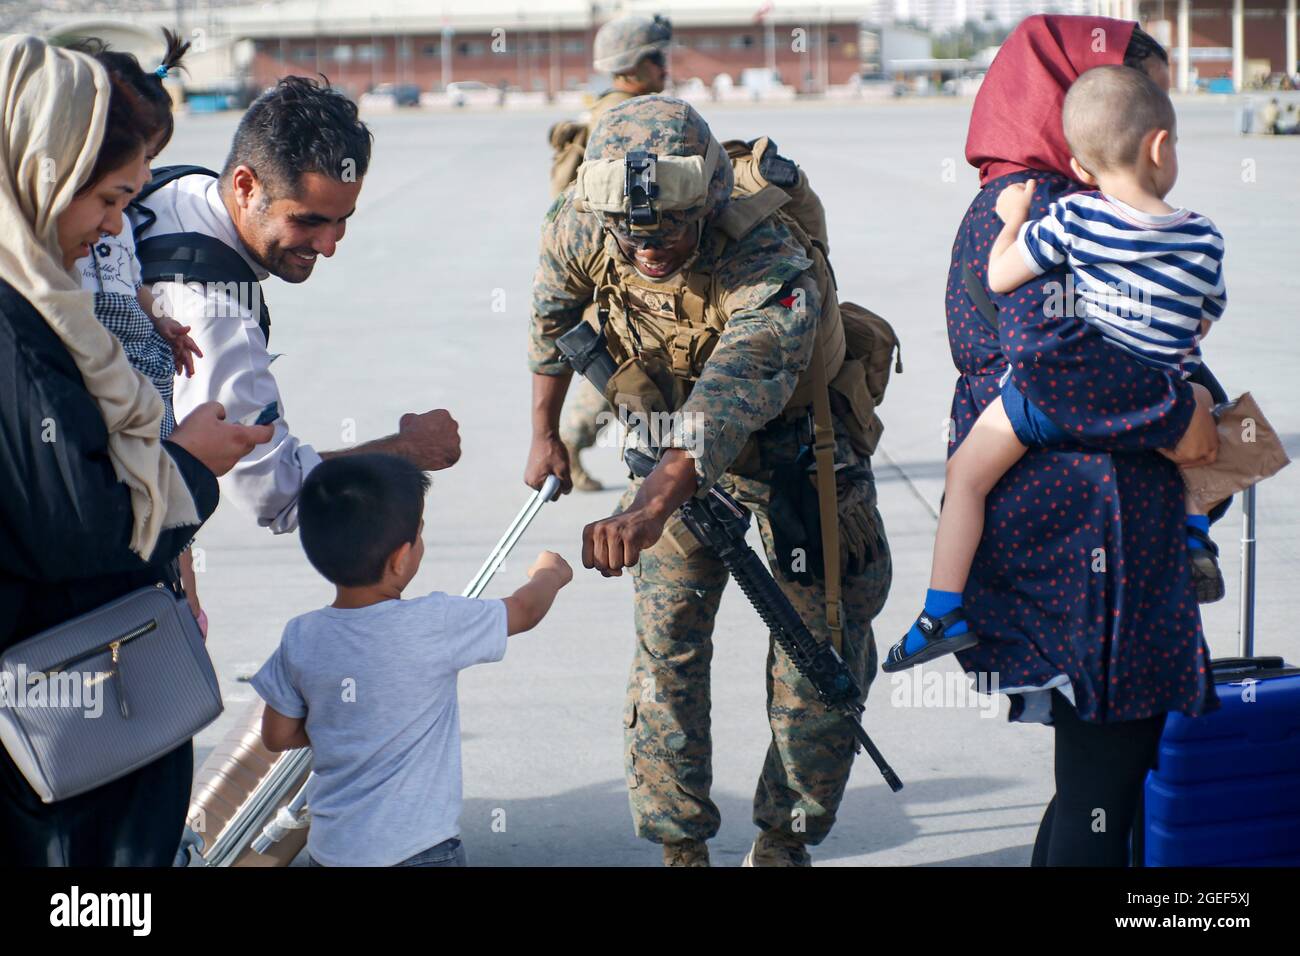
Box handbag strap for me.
[962,260,998,332]
[161,556,187,601]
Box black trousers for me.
[1031,689,1167,867]
[0,741,192,866]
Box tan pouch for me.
[661,511,705,559]
[839,301,902,408]
[604,356,668,416]
[829,356,884,456]
[1181,392,1292,513]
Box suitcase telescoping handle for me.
[1239,484,1257,657]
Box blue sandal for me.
[882,609,976,673]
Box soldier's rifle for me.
[557,321,903,792]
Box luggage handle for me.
[1212,655,1284,674]
[1239,484,1256,657]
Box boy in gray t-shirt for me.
[251,454,571,867]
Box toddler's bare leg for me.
[930,397,1028,592]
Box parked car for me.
[359,83,421,110]
[445,80,501,107]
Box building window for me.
[355,44,381,63]
[729,34,755,50]
[562,39,585,54]
[696,35,720,50]
[421,41,440,58]
[331,45,353,64]
[458,41,485,57]
[291,47,315,63]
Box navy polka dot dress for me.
[948,171,1219,724]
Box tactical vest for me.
[594,202,844,426]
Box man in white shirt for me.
[139,77,460,533]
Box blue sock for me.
[903,588,968,654]
[1186,514,1211,551]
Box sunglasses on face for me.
[606,216,694,249]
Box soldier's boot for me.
[663,839,710,867]
[565,441,604,492]
[742,831,811,868]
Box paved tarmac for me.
[170,95,1300,866]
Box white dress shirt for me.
[135,174,323,533]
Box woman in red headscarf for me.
[943,16,1220,866]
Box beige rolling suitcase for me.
[184,701,312,867]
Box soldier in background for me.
[547,13,673,491]
[525,97,892,866]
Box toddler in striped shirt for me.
[886,64,1226,673]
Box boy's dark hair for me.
[298,454,430,587]
[67,28,190,155]
[221,75,373,199]
[78,73,151,195]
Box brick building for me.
[236,0,870,98]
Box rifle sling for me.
[809,332,843,653]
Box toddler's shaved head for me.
[1063,65,1176,175]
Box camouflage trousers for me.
[617,429,892,846]
[559,376,613,451]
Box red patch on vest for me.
[779,294,797,309]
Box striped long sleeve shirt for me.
[1015,191,1226,377]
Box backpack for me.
[722,137,902,456]
[131,165,272,347]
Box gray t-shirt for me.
[251,593,508,866]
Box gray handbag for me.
[0,578,223,803]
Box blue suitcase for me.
[1138,487,1300,866]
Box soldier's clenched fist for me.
[582,504,668,576]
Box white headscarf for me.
[0,35,199,557]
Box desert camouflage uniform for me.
[527,97,891,850]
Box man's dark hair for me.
[298,454,429,587]
[1123,25,1169,70]
[221,75,373,197]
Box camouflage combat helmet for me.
[575,95,733,236]
[592,14,672,75]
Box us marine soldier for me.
[547,13,673,492]
[524,97,893,866]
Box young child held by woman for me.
[887,65,1227,673]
